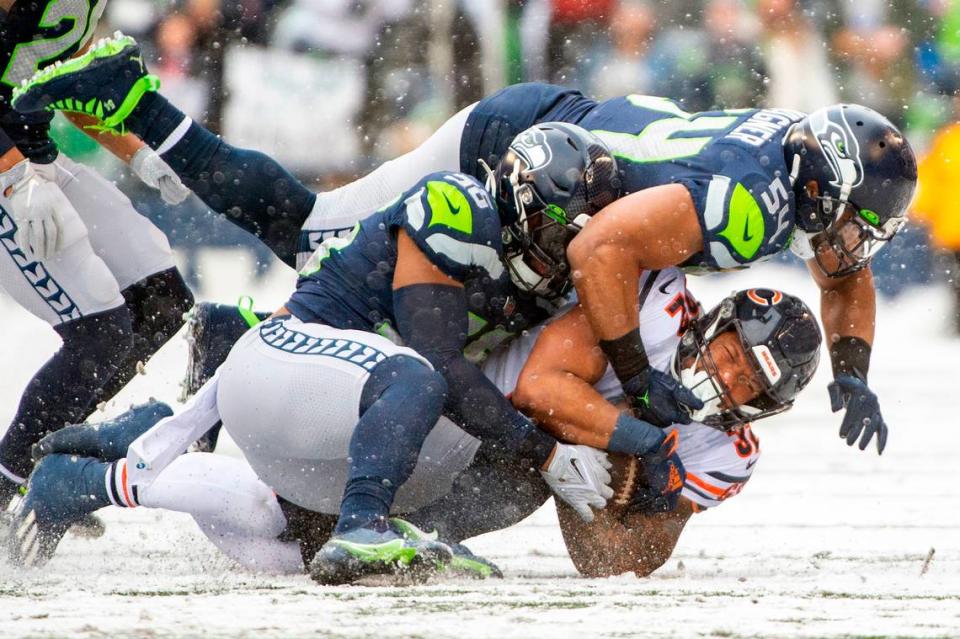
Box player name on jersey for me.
[725,109,805,148]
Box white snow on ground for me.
[1,252,959,638]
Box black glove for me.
[630,430,686,514]
[828,375,887,454]
[622,368,704,427]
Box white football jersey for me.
[482,267,761,511]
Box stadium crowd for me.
[44,0,960,311]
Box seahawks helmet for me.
[785,104,917,277]
[672,289,822,431]
[491,122,621,300]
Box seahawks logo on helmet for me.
[810,108,863,198]
[510,128,553,171]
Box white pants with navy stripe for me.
[0,154,175,326]
[216,316,480,515]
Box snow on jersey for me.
[577,95,805,272]
[0,0,107,160]
[482,267,761,511]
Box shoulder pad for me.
[398,172,506,282]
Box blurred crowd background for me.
[50,0,960,316]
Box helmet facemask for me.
[671,290,820,431]
[808,197,906,277]
[492,158,598,301]
[672,306,785,431]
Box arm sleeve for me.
[394,283,556,467]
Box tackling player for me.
[12,276,821,580]
[9,131,624,584]
[12,37,914,455]
[0,1,194,512]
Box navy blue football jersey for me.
[578,95,805,271]
[287,171,528,348]
[0,0,105,160]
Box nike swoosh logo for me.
[442,193,462,217]
[658,278,677,295]
[569,458,586,481]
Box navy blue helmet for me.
[493,122,621,299]
[673,288,822,431]
[785,104,917,277]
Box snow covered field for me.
[1,252,959,639]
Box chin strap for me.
[477,158,497,197]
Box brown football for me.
[608,451,646,511]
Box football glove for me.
[829,375,888,455]
[130,147,191,205]
[630,430,686,514]
[623,368,704,427]
[0,159,75,260]
[540,443,613,522]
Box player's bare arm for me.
[512,306,617,449]
[0,143,26,172]
[566,184,702,341]
[808,259,876,348]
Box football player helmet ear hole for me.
[493,122,621,300]
[671,288,823,431]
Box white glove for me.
[540,443,613,522]
[130,147,191,205]
[1,160,74,260]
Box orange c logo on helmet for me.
[746,289,783,306]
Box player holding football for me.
[0,1,194,512]
[13,34,914,455]
[13,274,821,580]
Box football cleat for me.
[31,400,173,462]
[390,518,502,579]
[7,455,111,567]
[309,519,453,585]
[181,300,266,451]
[11,32,159,133]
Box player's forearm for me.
[394,284,557,467]
[513,372,620,449]
[65,112,145,162]
[819,267,876,345]
[568,242,642,340]
[819,268,876,380]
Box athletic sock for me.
[333,357,446,535]
[103,459,139,509]
[125,92,189,152]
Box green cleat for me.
[12,32,159,134]
[390,518,503,579]
[309,520,453,586]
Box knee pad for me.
[121,267,194,348]
[359,355,447,417]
